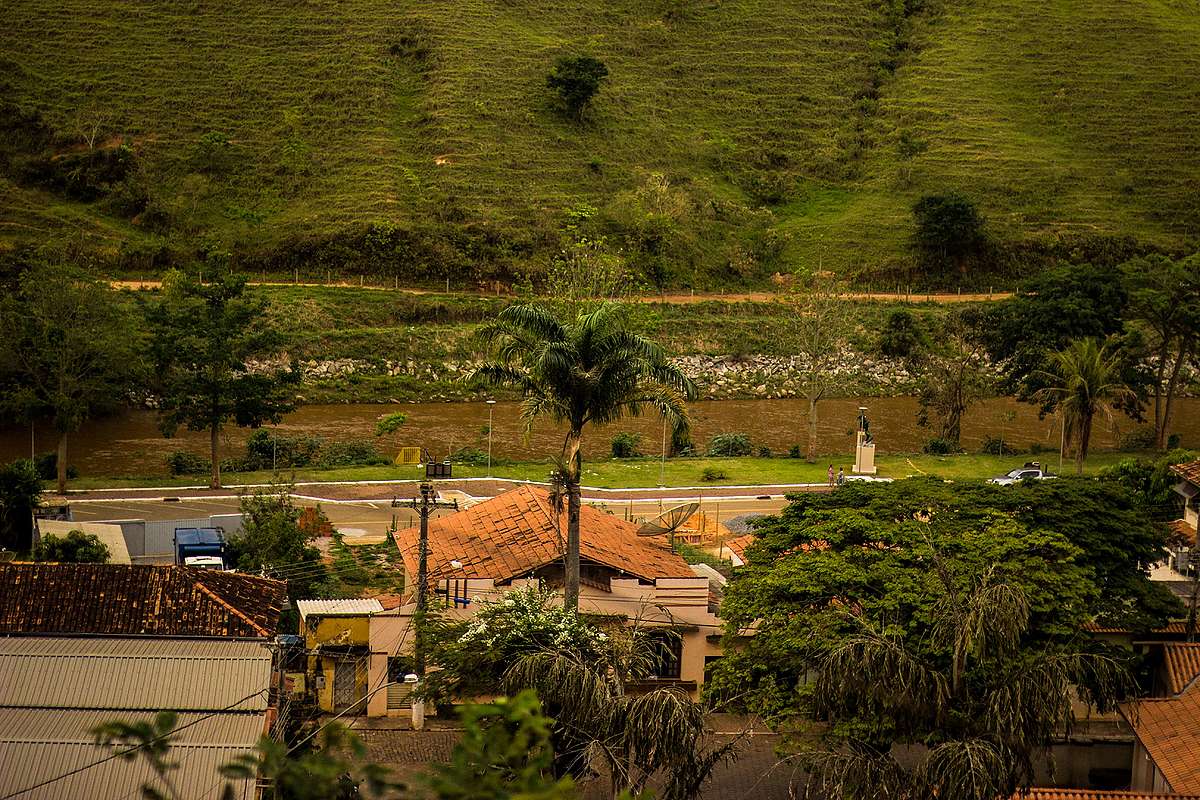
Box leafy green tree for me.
[980,262,1131,398]
[1121,253,1200,449]
[374,411,408,461]
[712,479,1158,799]
[424,690,576,800]
[877,309,927,359]
[472,302,695,610]
[33,529,109,563]
[147,270,297,488]
[546,56,609,119]
[911,192,985,273]
[1036,338,1134,474]
[425,587,610,701]
[1099,449,1196,522]
[228,488,327,601]
[0,458,41,552]
[0,263,141,492]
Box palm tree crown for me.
[471,302,697,608]
[1036,338,1133,474]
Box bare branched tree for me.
[788,270,853,462]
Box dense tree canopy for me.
[981,262,1131,396]
[33,529,109,563]
[711,478,1171,797]
[713,478,1179,723]
[147,269,297,488]
[0,263,141,492]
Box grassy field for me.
[3,0,1198,286]
[65,450,1135,491]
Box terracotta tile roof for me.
[1085,620,1195,635]
[1123,689,1200,793]
[723,534,754,562]
[0,563,287,638]
[1017,791,1200,800]
[1172,461,1200,484]
[1164,643,1200,696]
[1169,519,1197,546]
[394,485,693,586]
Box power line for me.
[0,689,269,800]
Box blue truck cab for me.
[174,527,227,569]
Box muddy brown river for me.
[1,396,1189,478]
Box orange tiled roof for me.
[0,563,287,638]
[1124,689,1200,793]
[394,485,693,586]
[1017,791,1200,800]
[1085,620,1195,635]
[1169,519,1198,546]
[1172,461,1200,484]
[1164,643,1200,696]
[723,534,754,562]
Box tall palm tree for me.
[1036,338,1133,475]
[473,302,696,610]
[504,624,741,800]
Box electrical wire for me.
[0,689,270,800]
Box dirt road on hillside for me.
[111,280,1011,304]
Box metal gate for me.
[333,661,357,711]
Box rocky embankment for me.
[255,349,933,402]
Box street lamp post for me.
[486,400,496,477]
[659,415,667,487]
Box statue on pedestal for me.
[854,405,877,475]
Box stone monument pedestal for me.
[854,431,877,475]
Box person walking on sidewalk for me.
[827,464,835,486]
[836,467,845,485]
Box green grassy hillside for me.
[3,0,1198,286]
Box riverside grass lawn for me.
[64,450,1138,492]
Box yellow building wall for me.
[303,614,372,713]
[303,615,371,649]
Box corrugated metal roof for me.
[0,637,271,711]
[0,740,258,800]
[0,709,264,745]
[297,599,384,618]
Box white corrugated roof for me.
[0,636,272,711]
[296,599,384,618]
[0,735,259,800]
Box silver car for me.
[988,465,1056,485]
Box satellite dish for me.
[638,502,700,537]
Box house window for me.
[646,630,683,680]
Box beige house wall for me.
[366,576,724,718]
